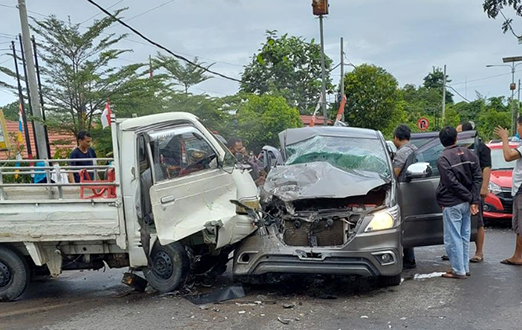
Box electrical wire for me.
[125,0,176,22]
[85,0,241,82]
[80,0,124,25]
[447,85,471,103]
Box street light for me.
[312,0,328,125]
[486,57,522,135]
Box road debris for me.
[277,317,292,324]
[282,302,295,309]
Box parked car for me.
[483,142,519,223]
[233,127,479,286]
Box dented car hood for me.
[263,162,388,202]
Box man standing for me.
[69,130,97,183]
[456,122,491,263]
[392,124,418,269]
[494,121,522,266]
[436,126,482,279]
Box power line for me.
[80,0,124,25]
[451,71,515,86]
[85,0,241,83]
[447,85,471,103]
[125,0,176,22]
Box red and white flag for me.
[101,101,111,128]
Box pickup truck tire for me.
[144,242,189,293]
[0,246,30,302]
[379,274,402,287]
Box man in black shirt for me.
[69,130,97,183]
[458,122,491,263]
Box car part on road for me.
[122,271,148,292]
[379,274,402,287]
[185,284,245,305]
[0,246,30,302]
[143,242,190,293]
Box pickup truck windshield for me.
[285,136,390,177]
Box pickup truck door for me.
[146,125,237,246]
[401,131,479,248]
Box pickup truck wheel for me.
[144,242,189,293]
[0,246,30,302]
[379,274,402,287]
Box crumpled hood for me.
[262,162,389,202]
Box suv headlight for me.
[488,182,502,195]
[235,198,260,214]
[364,206,400,232]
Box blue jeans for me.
[443,202,471,276]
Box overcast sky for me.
[1,0,522,108]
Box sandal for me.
[500,259,522,266]
[441,272,467,279]
[447,270,470,276]
[470,256,484,263]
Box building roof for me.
[300,115,332,126]
[0,120,76,160]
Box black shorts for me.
[472,198,484,228]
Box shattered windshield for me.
[285,136,390,177]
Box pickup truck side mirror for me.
[405,162,432,180]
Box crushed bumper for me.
[233,226,402,278]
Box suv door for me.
[147,125,238,246]
[401,131,479,248]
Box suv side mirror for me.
[406,162,432,179]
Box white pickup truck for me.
[0,112,258,301]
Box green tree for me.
[478,108,511,140]
[344,64,401,133]
[483,0,522,36]
[0,11,144,135]
[154,53,213,94]
[0,101,24,121]
[235,94,302,152]
[241,31,333,114]
[423,67,453,104]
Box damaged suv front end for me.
[233,127,402,285]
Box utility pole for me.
[312,0,329,126]
[442,64,447,126]
[319,15,327,126]
[515,79,520,123]
[340,37,344,122]
[18,0,48,159]
[11,41,33,160]
[518,78,521,123]
[32,35,51,158]
[19,34,38,159]
[511,63,517,135]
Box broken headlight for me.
[235,198,260,214]
[364,206,399,232]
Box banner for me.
[0,109,9,150]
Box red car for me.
[483,142,519,222]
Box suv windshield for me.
[285,136,390,177]
[491,148,515,170]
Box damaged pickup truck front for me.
[233,127,403,286]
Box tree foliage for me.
[153,53,213,94]
[423,67,453,104]
[484,0,522,18]
[241,31,333,114]
[25,11,143,134]
[344,64,401,134]
[235,94,302,152]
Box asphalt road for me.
[1,225,521,330]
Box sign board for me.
[0,109,10,151]
[417,117,430,132]
[312,0,328,15]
